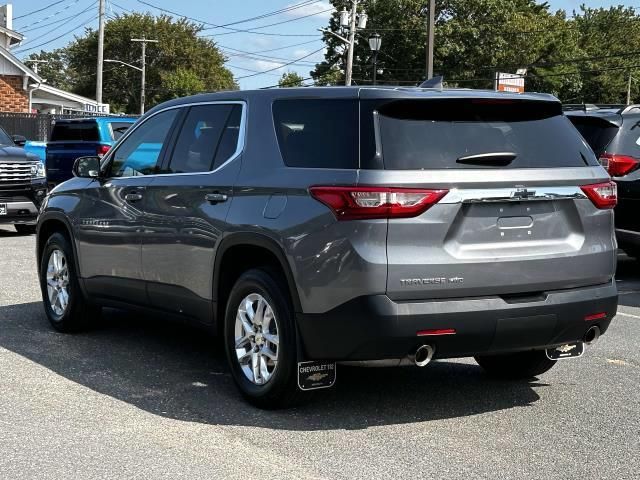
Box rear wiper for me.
[456,152,517,166]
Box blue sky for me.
[13,0,628,90]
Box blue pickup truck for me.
[45,117,137,185]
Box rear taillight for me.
[599,153,640,177]
[309,186,448,220]
[97,145,110,157]
[581,181,617,209]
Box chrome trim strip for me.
[102,100,247,180]
[440,186,587,204]
[0,201,38,214]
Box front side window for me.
[164,104,242,174]
[108,109,178,177]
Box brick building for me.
[0,3,109,114]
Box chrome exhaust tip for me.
[584,325,601,345]
[413,345,435,367]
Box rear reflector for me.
[417,328,456,336]
[580,181,617,209]
[309,186,448,220]
[599,153,640,177]
[584,312,607,321]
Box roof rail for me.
[562,104,599,111]
[620,105,640,114]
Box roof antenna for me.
[419,75,443,89]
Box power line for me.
[16,0,86,30]
[14,0,68,20]
[219,46,318,66]
[15,13,98,54]
[199,7,334,37]
[135,0,319,37]
[204,0,325,29]
[236,46,325,79]
[21,2,97,34]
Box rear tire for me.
[475,350,557,379]
[223,268,304,409]
[39,232,100,332]
[15,224,36,235]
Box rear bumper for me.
[296,281,618,360]
[616,228,640,250]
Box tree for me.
[63,13,237,112]
[278,71,305,87]
[24,49,76,91]
[311,0,639,103]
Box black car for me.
[0,125,47,234]
[566,104,640,257]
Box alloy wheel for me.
[234,293,280,385]
[46,249,70,316]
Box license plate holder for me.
[546,342,584,360]
[297,360,336,391]
[0,203,6,215]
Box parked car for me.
[24,140,47,162]
[565,104,640,257]
[36,88,618,408]
[0,125,47,234]
[45,116,136,186]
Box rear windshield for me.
[567,115,619,156]
[109,121,133,141]
[273,99,358,169]
[361,99,599,169]
[50,122,99,142]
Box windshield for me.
[0,127,14,146]
[361,99,599,169]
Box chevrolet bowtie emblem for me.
[307,373,328,382]
[557,344,577,353]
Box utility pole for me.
[25,59,48,75]
[131,37,158,115]
[425,0,435,80]
[96,0,105,104]
[345,0,358,86]
[627,71,633,106]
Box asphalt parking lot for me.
[0,226,638,480]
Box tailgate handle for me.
[124,193,143,202]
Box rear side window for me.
[567,116,620,156]
[361,99,599,170]
[165,104,241,174]
[109,121,134,141]
[50,122,99,141]
[273,99,358,168]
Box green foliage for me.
[312,1,640,103]
[278,71,305,87]
[61,13,236,112]
[24,49,75,91]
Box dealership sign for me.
[496,72,525,93]
[83,103,110,114]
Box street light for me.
[368,33,382,85]
[104,58,143,113]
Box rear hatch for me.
[358,94,616,300]
[46,120,104,183]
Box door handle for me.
[124,193,143,202]
[205,193,228,204]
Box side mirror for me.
[12,134,26,147]
[73,156,101,178]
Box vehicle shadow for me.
[0,301,545,430]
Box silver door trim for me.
[440,186,587,204]
[102,100,247,180]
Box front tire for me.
[15,224,36,235]
[39,232,100,332]
[223,268,303,409]
[475,350,557,379]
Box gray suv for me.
[36,87,618,408]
